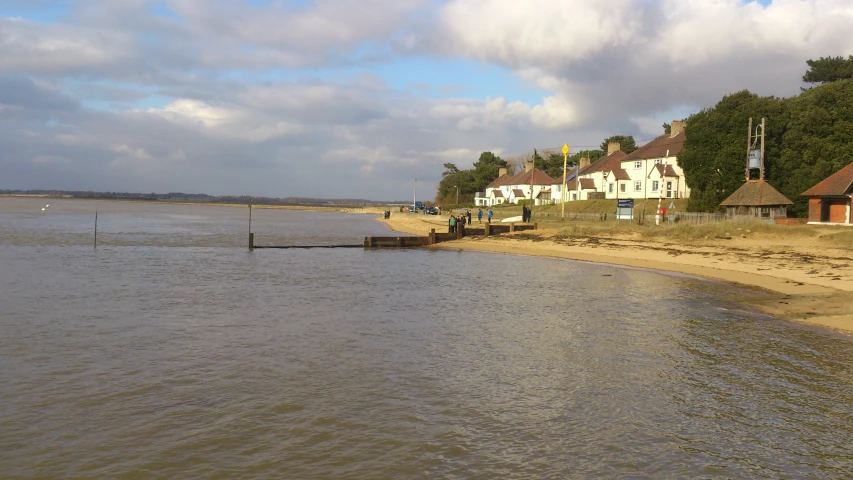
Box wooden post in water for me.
[248,198,253,251]
[94,210,98,249]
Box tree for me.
[441,163,460,178]
[600,135,638,154]
[662,122,671,135]
[678,90,785,212]
[470,151,508,192]
[803,55,853,84]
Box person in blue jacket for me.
[477,208,483,223]
[487,209,493,223]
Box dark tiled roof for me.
[486,174,512,189]
[622,131,685,161]
[607,168,631,181]
[507,168,557,186]
[580,178,596,190]
[580,151,627,175]
[801,161,853,197]
[719,180,794,206]
[512,189,526,197]
[492,190,504,198]
[648,164,679,178]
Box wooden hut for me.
[719,180,793,220]
[801,161,853,225]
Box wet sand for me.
[380,212,853,334]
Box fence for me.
[529,211,726,225]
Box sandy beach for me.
[380,211,853,334]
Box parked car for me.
[424,206,439,215]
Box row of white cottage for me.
[475,121,691,207]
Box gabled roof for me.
[507,168,557,186]
[801,161,853,197]
[554,166,579,184]
[648,164,679,178]
[511,189,526,198]
[606,168,631,181]
[580,178,596,190]
[622,131,685,162]
[579,151,627,176]
[719,180,793,206]
[486,174,512,189]
[492,190,504,198]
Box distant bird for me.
[41,208,45,211]
[45,204,49,207]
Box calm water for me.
[1,198,852,479]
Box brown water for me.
[2,197,852,478]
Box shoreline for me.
[379,213,853,335]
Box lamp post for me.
[455,184,459,207]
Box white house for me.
[556,142,627,201]
[616,120,690,200]
[482,161,556,206]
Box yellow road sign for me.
[562,143,569,155]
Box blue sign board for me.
[617,199,634,208]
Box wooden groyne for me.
[249,223,537,250]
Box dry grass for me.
[548,217,853,250]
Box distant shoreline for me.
[0,194,388,213]
[379,212,853,335]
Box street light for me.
[454,185,459,207]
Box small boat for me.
[500,215,523,223]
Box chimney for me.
[498,167,507,177]
[525,160,534,172]
[670,120,686,137]
[607,142,620,156]
[580,156,591,169]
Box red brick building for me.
[801,162,853,225]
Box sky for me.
[1,0,852,200]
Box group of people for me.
[448,208,494,233]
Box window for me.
[608,183,614,193]
[572,193,577,200]
[620,183,626,193]
[761,207,771,218]
[652,181,659,191]
[655,159,663,164]
[634,181,642,192]
[634,161,642,169]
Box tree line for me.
[680,56,853,217]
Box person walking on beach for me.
[466,209,472,225]
[448,214,456,233]
[477,208,483,223]
[487,209,493,223]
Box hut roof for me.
[719,180,793,207]
[801,161,853,197]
